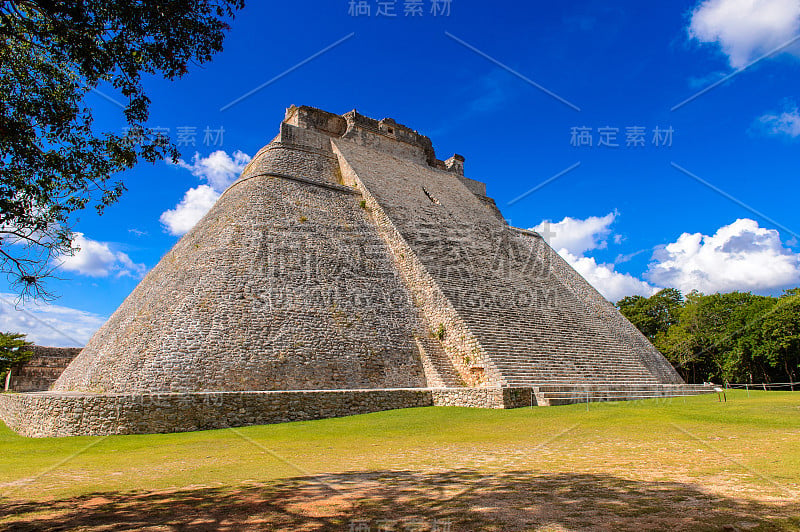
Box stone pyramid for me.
[1,106,704,437]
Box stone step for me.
[415,336,464,387]
[532,384,716,405]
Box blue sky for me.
[3,0,800,346]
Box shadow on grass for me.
[1,470,798,531]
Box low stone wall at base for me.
[0,385,715,438]
[430,387,508,408]
[0,387,516,438]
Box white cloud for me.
[560,250,659,301]
[176,149,251,191]
[161,150,251,236]
[645,218,800,294]
[0,293,106,347]
[533,215,800,301]
[58,233,146,278]
[688,0,800,68]
[531,212,658,301]
[159,185,220,236]
[532,212,616,255]
[758,106,800,137]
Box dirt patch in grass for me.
[2,470,798,531]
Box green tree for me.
[654,291,723,383]
[760,289,800,389]
[619,286,800,384]
[653,319,701,383]
[617,288,684,341]
[0,0,244,299]
[676,291,777,383]
[0,331,33,383]
[721,294,775,384]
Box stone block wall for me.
[5,346,82,392]
[0,387,527,437]
[0,389,432,437]
[1,384,715,437]
[53,125,434,394]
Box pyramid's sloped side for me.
[53,141,428,393]
[513,230,682,384]
[332,139,682,385]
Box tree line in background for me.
[617,288,800,386]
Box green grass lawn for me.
[1,390,799,531]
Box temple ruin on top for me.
[0,105,711,437]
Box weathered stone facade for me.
[0,105,700,437]
[4,346,81,392]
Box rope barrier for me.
[726,382,796,387]
[538,393,711,400]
